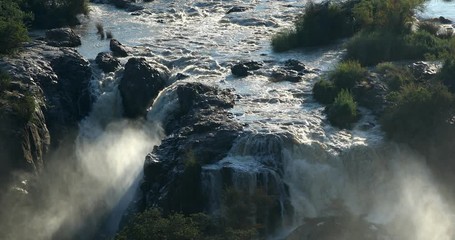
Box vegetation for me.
[0,0,88,54]
[271,0,361,51]
[313,79,337,104]
[0,0,30,54]
[376,62,414,91]
[439,57,455,92]
[331,61,366,90]
[0,71,36,122]
[327,90,358,129]
[381,84,454,147]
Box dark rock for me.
[175,73,189,80]
[95,52,121,73]
[439,16,453,24]
[0,41,92,183]
[141,82,242,214]
[352,74,388,115]
[110,39,129,57]
[126,4,144,12]
[270,69,302,82]
[226,6,248,14]
[45,28,81,47]
[110,0,132,8]
[231,61,262,77]
[286,216,391,240]
[119,58,168,118]
[284,59,312,73]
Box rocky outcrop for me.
[352,75,388,116]
[286,216,391,240]
[110,39,129,57]
[0,41,93,182]
[95,52,121,73]
[140,82,242,214]
[119,58,168,118]
[45,28,81,47]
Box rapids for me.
[3,0,454,239]
[73,0,455,239]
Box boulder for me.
[231,61,262,77]
[270,69,302,82]
[119,58,168,118]
[284,59,313,73]
[95,52,121,73]
[45,28,81,47]
[110,39,129,57]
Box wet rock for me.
[0,41,92,183]
[95,52,121,73]
[110,0,134,9]
[284,59,312,73]
[226,6,248,14]
[119,58,168,118]
[352,74,388,115]
[231,61,262,77]
[408,61,439,81]
[270,69,302,82]
[141,82,242,214]
[45,28,81,47]
[286,216,391,240]
[110,39,129,57]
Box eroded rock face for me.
[45,28,81,47]
[140,82,242,214]
[0,41,93,182]
[119,58,169,118]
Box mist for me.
[0,89,164,240]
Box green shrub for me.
[115,209,204,240]
[376,62,414,91]
[330,61,366,90]
[21,0,89,28]
[352,0,426,33]
[313,79,338,104]
[271,0,360,52]
[418,21,440,35]
[381,84,454,145]
[346,30,450,66]
[327,90,358,129]
[0,0,30,54]
[271,29,299,52]
[439,58,455,92]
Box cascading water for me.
[2,0,454,239]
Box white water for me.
[73,0,455,239]
[2,0,454,239]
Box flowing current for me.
[4,0,455,239]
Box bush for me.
[376,62,414,91]
[115,209,204,240]
[0,0,30,54]
[330,61,366,90]
[418,21,440,35]
[271,0,360,52]
[381,84,454,146]
[327,90,358,129]
[352,0,426,34]
[21,0,89,28]
[346,30,450,66]
[313,79,338,104]
[439,58,455,92]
